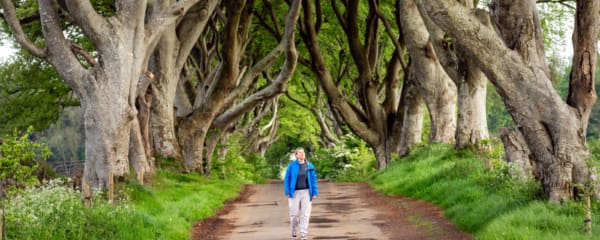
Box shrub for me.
[0,127,51,194]
[215,135,271,183]
[311,135,376,182]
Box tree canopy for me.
[1,0,599,202]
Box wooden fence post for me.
[137,171,144,185]
[585,192,592,236]
[0,204,4,240]
[84,180,91,208]
[108,171,114,205]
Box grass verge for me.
[370,144,600,240]
[126,170,242,239]
[4,170,242,239]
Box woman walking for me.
[284,147,318,240]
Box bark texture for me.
[398,70,425,157]
[568,0,600,199]
[150,0,218,160]
[500,128,534,180]
[420,0,490,149]
[454,55,489,149]
[417,0,600,202]
[399,0,457,144]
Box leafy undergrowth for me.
[370,144,600,240]
[4,170,242,240]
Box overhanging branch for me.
[69,42,96,66]
[536,0,575,9]
[212,0,302,129]
[372,0,407,73]
[64,1,109,46]
[146,0,204,46]
[0,0,46,58]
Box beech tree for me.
[149,0,219,160]
[0,0,204,189]
[242,96,281,156]
[296,0,400,169]
[413,0,490,149]
[295,0,461,168]
[416,0,600,202]
[398,0,457,145]
[174,0,301,174]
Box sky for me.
[0,37,17,63]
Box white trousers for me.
[288,189,312,236]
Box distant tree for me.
[586,64,600,138]
[486,85,513,134]
[41,107,85,177]
[296,0,406,169]
[0,57,78,135]
[284,76,342,148]
[174,0,302,174]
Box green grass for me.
[4,170,242,240]
[126,170,242,239]
[370,144,600,240]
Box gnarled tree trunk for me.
[398,71,425,157]
[420,0,489,149]
[150,0,218,160]
[499,128,534,180]
[454,56,489,149]
[399,0,456,144]
[178,0,248,173]
[417,0,600,202]
[1,0,203,189]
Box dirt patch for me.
[360,182,473,240]
[189,184,254,240]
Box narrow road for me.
[192,181,472,240]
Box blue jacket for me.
[284,159,318,201]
